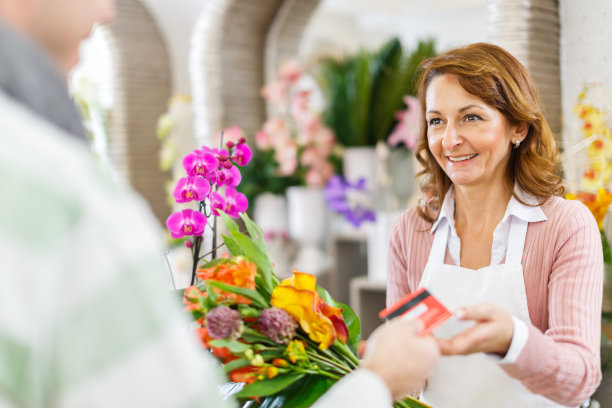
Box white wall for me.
[300,0,488,61]
[139,0,203,94]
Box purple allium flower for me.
[233,144,252,167]
[166,209,206,239]
[258,307,298,345]
[183,150,219,178]
[173,176,211,203]
[205,306,244,340]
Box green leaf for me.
[230,230,276,294]
[240,212,266,252]
[209,339,251,354]
[236,373,305,398]
[222,234,244,257]
[221,211,241,235]
[223,358,251,373]
[278,375,335,408]
[207,281,269,308]
[394,396,433,408]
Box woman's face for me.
[425,74,525,190]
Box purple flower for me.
[173,177,211,203]
[205,306,244,340]
[345,206,376,228]
[258,307,298,344]
[183,150,218,177]
[233,144,252,167]
[324,176,375,227]
[166,209,206,239]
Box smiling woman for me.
[387,42,603,408]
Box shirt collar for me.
[430,184,547,234]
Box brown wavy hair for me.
[414,42,564,223]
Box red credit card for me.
[379,288,451,335]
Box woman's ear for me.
[512,122,529,143]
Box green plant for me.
[316,37,436,147]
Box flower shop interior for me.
[69,0,612,404]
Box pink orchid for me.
[166,209,206,239]
[261,80,288,109]
[183,150,219,177]
[210,164,242,187]
[279,60,302,83]
[261,117,291,148]
[305,161,334,187]
[233,143,252,167]
[255,130,272,150]
[274,141,298,176]
[388,95,422,150]
[210,187,248,218]
[173,176,211,203]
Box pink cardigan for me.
[387,196,603,406]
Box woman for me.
[387,42,603,407]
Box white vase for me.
[286,186,330,275]
[343,146,378,189]
[254,193,292,278]
[254,193,288,234]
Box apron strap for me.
[427,219,450,265]
[505,217,528,265]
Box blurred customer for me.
[0,1,438,407]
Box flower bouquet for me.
[183,213,428,408]
[166,139,429,407]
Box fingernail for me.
[455,309,465,319]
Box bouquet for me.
[166,139,429,407]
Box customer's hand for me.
[361,318,439,400]
[437,302,514,357]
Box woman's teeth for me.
[448,154,477,162]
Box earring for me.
[513,140,521,149]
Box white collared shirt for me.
[431,185,547,267]
[429,184,547,364]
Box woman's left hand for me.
[437,302,514,357]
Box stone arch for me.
[105,0,172,222]
[190,0,320,146]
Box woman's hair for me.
[414,42,564,223]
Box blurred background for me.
[69,2,612,393]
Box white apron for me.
[418,217,570,408]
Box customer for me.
[0,1,439,406]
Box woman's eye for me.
[428,118,442,126]
[465,114,481,122]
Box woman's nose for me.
[441,122,462,150]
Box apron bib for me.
[418,217,570,408]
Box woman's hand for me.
[437,302,514,357]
